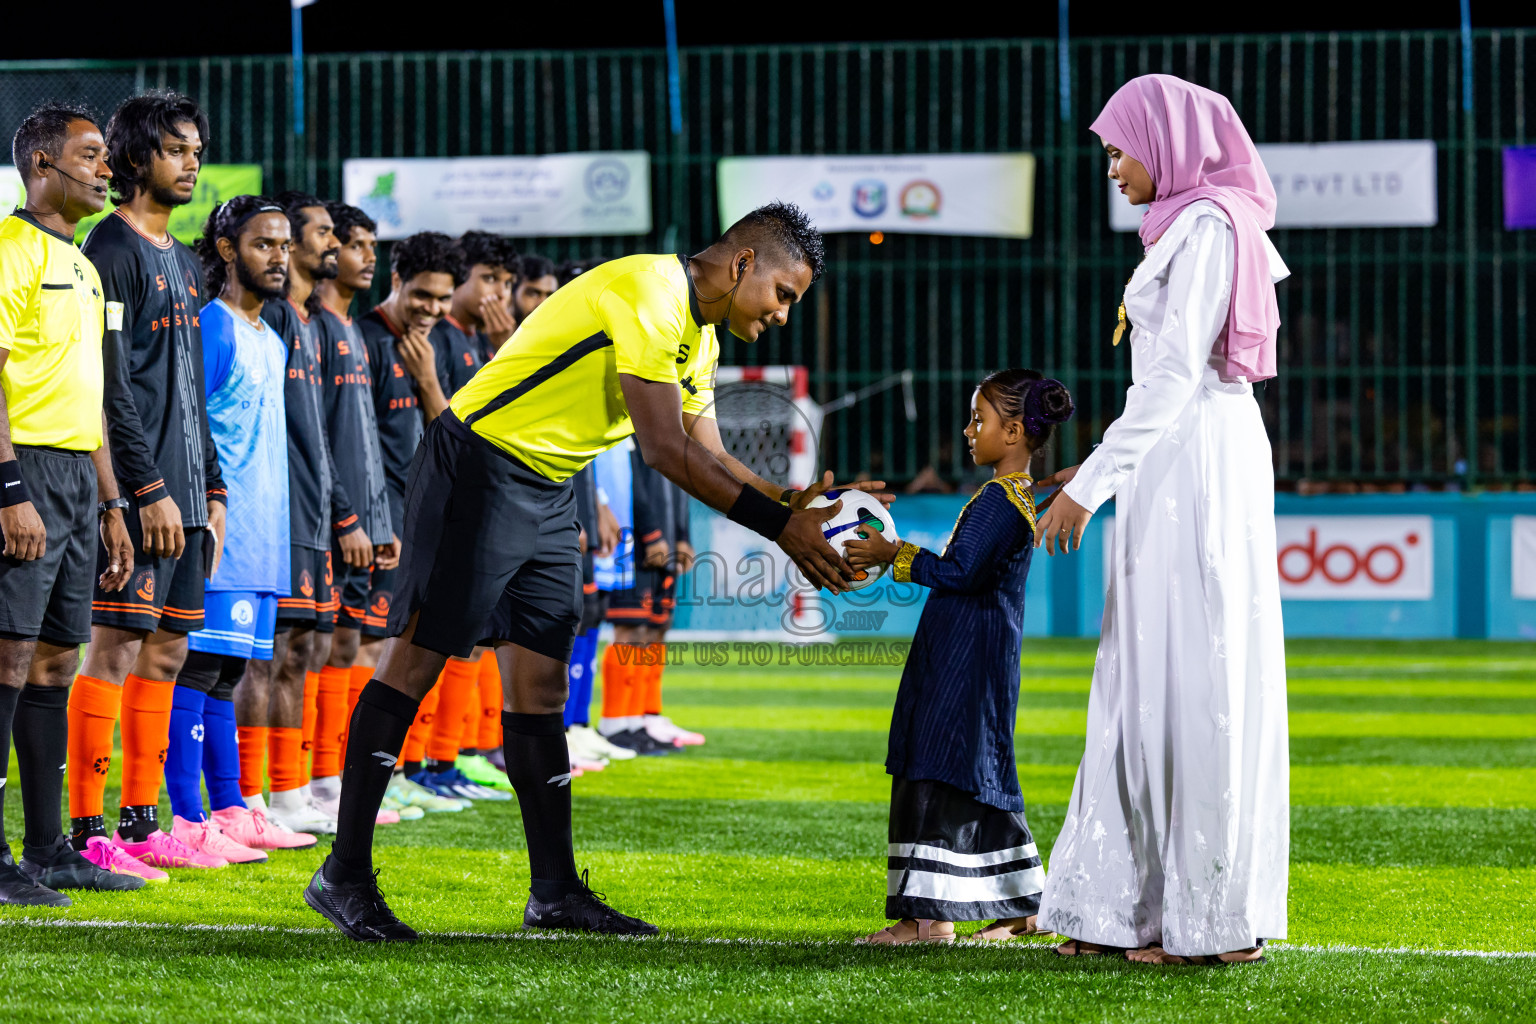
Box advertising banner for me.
[342,153,651,239]
[1275,515,1434,600]
[2,165,263,245]
[1503,148,1536,229]
[718,154,1036,238]
[1513,516,1536,600]
[1109,140,1438,231]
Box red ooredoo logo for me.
[1278,528,1420,585]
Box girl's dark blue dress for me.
[883,472,1046,923]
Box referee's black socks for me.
[325,680,419,884]
[502,711,581,901]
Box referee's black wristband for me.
[727,484,793,541]
[0,460,31,508]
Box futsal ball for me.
[805,489,898,591]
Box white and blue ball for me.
[805,489,898,591]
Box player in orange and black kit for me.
[68,92,230,865]
[431,231,517,393]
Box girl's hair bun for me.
[976,369,1075,447]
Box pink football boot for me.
[376,808,401,825]
[210,805,316,850]
[79,835,169,883]
[112,829,228,869]
[171,815,268,865]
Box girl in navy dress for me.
[846,369,1074,945]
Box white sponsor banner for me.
[0,168,25,217]
[1513,516,1536,600]
[1109,140,1438,231]
[342,153,650,240]
[718,154,1036,238]
[1276,516,1433,600]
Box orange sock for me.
[67,675,123,820]
[298,670,319,786]
[401,679,441,764]
[268,726,304,794]
[339,663,371,753]
[476,650,502,749]
[427,658,479,763]
[600,644,631,721]
[624,647,654,719]
[238,726,269,797]
[119,674,175,810]
[312,664,350,779]
[642,644,665,715]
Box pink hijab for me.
[1091,74,1280,382]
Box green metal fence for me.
[3,30,1531,487]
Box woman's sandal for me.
[857,919,956,945]
[1053,939,1130,957]
[1126,944,1266,966]
[970,917,1055,942]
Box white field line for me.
[1,917,1533,959]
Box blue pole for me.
[663,0,682,136]
[292,4,305,138]
[1058,0,1070,122]
[1460,0,1473,113]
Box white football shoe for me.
[266,787,338,834]
[569,724,636,761]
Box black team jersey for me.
[317,303,392,545]
[262,297,357,549]
[84,210,223,526]
[428,314,487,398]
[358,307,424,533]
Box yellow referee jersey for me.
[0,211,105,451]
[450,253,719,482]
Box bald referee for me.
[0,104,139,905]
[305,201,889,942]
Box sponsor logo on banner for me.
[1502,148,1536,230]
[343,153,651,239]
[717,154,1035,238]
[1512,516,1536,599]
[1275,516,1433,600]
[1109,141,1438,231]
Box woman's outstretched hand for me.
[1033,466,1092,555]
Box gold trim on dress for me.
[892,540,921,583]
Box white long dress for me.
[1036,201,1291,956]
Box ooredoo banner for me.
[342,153,651,239]
[1275,515,1434,600]
[1109,140,1438,231]
[717,154,1036,238]
[1512,516,1536,600]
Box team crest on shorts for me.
[300,570,315,598]
[370,592,392,618]
[231,600,255,627]
[135,570,155,602]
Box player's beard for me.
[148,180,195,208]
[236,257,288,301]
[311,248,341,281]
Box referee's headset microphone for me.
[38,158,107,195]
[688,254,750,335]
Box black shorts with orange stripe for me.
[92,519,207,635]
[337,563,393,638]
[276,545,337,633]
[605,568,675,628]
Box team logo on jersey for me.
[231,599,255,627]
[134,570,155,602]
[299,570,315,598]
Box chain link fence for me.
[3,30,1531,487]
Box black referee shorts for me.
[387,412,582,661]
[0,445,96,645]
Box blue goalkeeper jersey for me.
[201,298,290,594]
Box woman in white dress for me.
[1032,75,1291,966]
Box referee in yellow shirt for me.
[0,105,137,905]
[306,201,893,942]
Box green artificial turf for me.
[1,638,1532,1023]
